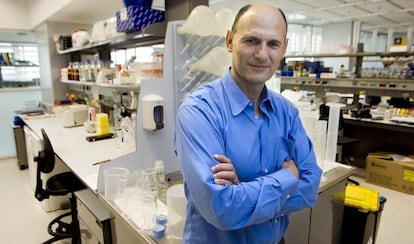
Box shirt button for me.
[274,218,278,223]
[249,102,253,106]
[264,168,268,173]
[287,194,291,199]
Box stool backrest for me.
[34,128,55,201]
[38,128,55,173]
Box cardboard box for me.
[366,152,414,195]
[116,5,165,33]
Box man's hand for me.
[211,154,240,185]
[282,159,299,179]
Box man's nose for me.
[254,44,267,60]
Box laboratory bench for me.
[22,113,357,244]
[22,114,131,191]
[342,114,414,168]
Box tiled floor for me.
[0,157,68,244]
[1,157,413,243]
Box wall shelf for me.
[284,51,414,58]
[280,76,414,97]
[57,22,166,55]
[61,79,140,91]
[281,50,414,97]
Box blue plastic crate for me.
[116,5,165,33]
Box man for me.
[174,3,322,244]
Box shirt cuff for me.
[271,168,298,198]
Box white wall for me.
[28,0,72,29]
[0,0,31,30]
[0,25,40,158]
[0,88,42,158]
[0,0,71,30]
[35,21,90,104]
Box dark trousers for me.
[279,237,286,244]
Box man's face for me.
[226,7,288,87]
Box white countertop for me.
[22,114,133,191]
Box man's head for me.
[231,4,288,36]
[226,3,288,93]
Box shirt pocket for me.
[276,136,296,164]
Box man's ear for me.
[226,30,233,52]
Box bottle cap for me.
[151,224,165,238]
[155,214,168,226]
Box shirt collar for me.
[221,69,274,116]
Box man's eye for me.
[268,41,281,49]
[245,39,258,45]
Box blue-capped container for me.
[13,116,25,126]
[151,224,165,238]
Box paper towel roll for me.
[166,184,186,239]
[324,102,345,171]
[167,184,186,222]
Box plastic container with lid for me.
[344,184,380,211]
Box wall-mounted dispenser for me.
[142,94,164,131]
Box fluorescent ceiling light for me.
[288,13,306,21]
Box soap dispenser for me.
[142,94,164,131]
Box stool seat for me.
[46,172,85,196]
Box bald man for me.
[174,3,322,244]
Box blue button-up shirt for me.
[174,70,322,244]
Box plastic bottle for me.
[153,160,165,183]
[154,160,168,203]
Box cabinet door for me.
[285,208,311,244]
[79,218,101,244]
[309,180,346,244]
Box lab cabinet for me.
[12,124,28,170]
[308,179,347,244]
[284,165,355,244]
[341,116,414,168]
[284,180,347,244]
[284,208,310,244]
[76,189,113,244]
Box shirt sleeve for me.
[175,102,302,230]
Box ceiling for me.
[46,0,414,33]
[46,0,124,25]
[209,0,414,32]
